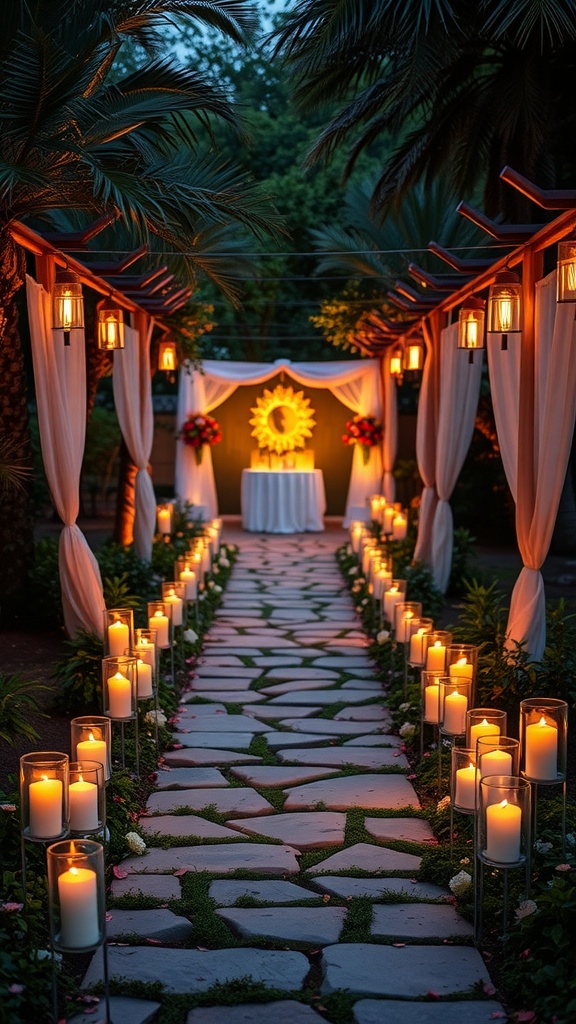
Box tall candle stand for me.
[148,599,174,685]
[135,628,159,749]
[104,607,134,658]
[47,839,112,1024]
[394,601,422,699]
[102,655,139,777]
[475,775,531,944]
[163,580,187,672]
[70,717,112,782]
[466,707,507,750]
[19,752,69,903]
[420,669,443,762]
[520,697,568,855]
[450,746,479,861]
[68,760,106,840]
[438,676,471,803]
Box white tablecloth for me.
[241,469,326,533]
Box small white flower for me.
[534,839,553,854]
[212,565,219,575]
[437,795,451,812]
[184,628,198,643]
[145,710,167,727]
[125,831,147,856]
[356,605,363,613]
[361,598,369,606]
[218,557,230,568]
[348,566,359,576]
[399,702,411,712]
[214,584,222,594]
[460,857,470,865]
[514,899,538,923]
[449,870,472,897]
[36,949,62,962]
[399,721,416,739]
[208,580,215,589]
[346,543,352,555]
[199,593,206,602]
[376,629,390,644]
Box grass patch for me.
[179,872,238,948]
[248,735,280,765]
[339,895,373,943]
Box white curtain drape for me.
[381,349,398,502]
[489,270,576,659]
[175,358,383,524]
[113,319,156,561]
[413,319,440,564]
[430,323,483,592]
[26,276,105,637]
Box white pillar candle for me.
[149,609,169,648]
[383,507,395,533]
[480,748,513,778]
[107,619,129,657]
[409,627,428,665]
[351,526,363,553]
[485,799,522,864]
[525,716,558,780]
[455,763,479,810]
[179,567,197,600]
[383,586,403,624]
[426,640,446,672]
[442,690,468,735]
[201,545,211,575]
[373,569,392,600]
[136,637,156,669]
[69,776,98,832]
[470,719,500,749]
[29,776,63,838]
[424,683,440,724]
[449,657,473,680]
[107,671,132,719]
[58,867,100,948]
[76,733,109,781]
[396,609,415,644]
[164,589,183,626]
[392,513,407,540]
[136,658,153,698]
[157,507,171,534]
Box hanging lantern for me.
[556,240,576,303]
[389,344,404,384]
[52,268,84,346]
[458,296,485,363]
[96,298,124,350]
[158,337,178,372]
[403,339,424,373]
[487,269,521,350]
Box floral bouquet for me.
[179,413,221,465]
[342,415,383,464]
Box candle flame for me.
[391,586,398,594]
[467,763,475,771]
[41,774,49,782]
[499,799,508,808]
[481,718,489,726]
[112,671,127,681]
[457,656,468,666]
[78,775,84,784]
[450,690,460,697]
[88,732,95,742]
[418,627,426,636]
[434,640,441,648]
[405,611,414,620]
[69,866,79,876]
[538,716,549,727]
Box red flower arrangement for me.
[342,414,383,464]
[179,413,221,465]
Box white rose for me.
[376,630,390,644]
[348,566,358,575]
[219,557,230,568]
[514,899,538,922]
[184,628,198,643]
[145,710,167,727]
[125,831,147,856]
[399,721,416,739]
[449,870,472,897]
[214,585,222,594]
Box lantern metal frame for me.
[487,268,522,349]
[556,239,576,303]
[52,267,84,345]
[96,297,125,350]
[458,295,486,363]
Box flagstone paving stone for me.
[175,714,271,733]
[186,1000,328,1023]
[139,813,241,839]
[189,678,266,691]
[230,766,340,786]
[344,734,402,746]
[370,904,474,939]
[176,703,228,716]
[83,947,310,994]
[163,748,262,766]
[251,657,304,666]
[119,843,300,875]
[155,767,229,789]
[364,817,437,844]
[68,996,161,1024]
[261,668,340,680]
[309,843,422,875]
[105,908,194,942]
[334,705,389,721]
[226,811,346,850]
[277,747,409,769]
[263,731,340,750]
[284,775,420,812]
[259,680,338,696]
[313,656,374,669]
[145,787,275,817]
[196,661,256,673]
[185,691,267,703]
[110,874,182,900]
[216,906,347,945]
[242,705,323,719]
[310,876,449,902]
[278,719,383,735]
[209,880,320,906]
[353,1000,507,1024]
[268,690,380,705]
[320,944,491,997]
[171,732,256,749]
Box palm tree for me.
[0,1,279,614]
[273,0,576,220]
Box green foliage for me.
[0,672,47,745]
[448,528,479,595]
[52,630,104,713]
[0,871,54,1023]
[97,543,157,615]
[29,537,63,628]
[536,600,576,707]
[81,406,121,515]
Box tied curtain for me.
[175,358,383,524]
[113,318,156,561]
[413,318,440,565]
[381,348,398,502]
[26,274,105,637]
[488,269,576,660]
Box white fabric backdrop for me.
[113,319,156,561]
[488,269,576,659]
[430,323,483,592]
[175,358,383,524]
[413,318,440,565]
[26,275,105,637]
[381,349,398,502]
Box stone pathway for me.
[77,531,503,1024]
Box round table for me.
[241,469,326,533]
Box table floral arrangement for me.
[179,413,221,464]
[342,414,383,464]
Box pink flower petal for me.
[483,983,497,996]
[174,868,188,877]
[516,1013,536,1023]
[112,866,128,880]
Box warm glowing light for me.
[249,384,316,455]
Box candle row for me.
[20,752,106,840]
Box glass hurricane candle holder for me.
[423,630,453,672]
[175,558,198,600]
[361,543,379,577]
[382,504,396,535]
[447,644,478,688]
[421,670,444,725]
[104,607,134,657]
[350,521,365,554]
[369,494,385,523]
[129,650,154,699]
[408,618,434,667]
[147,600,172,649]
[71,717,111,782]
[186,547,205,585]
[391,508,408,540]
[520,697,568,783]
[134,628,157,671]
[477,736,520,780]
[438,677,472,737]
[382,579,407,625]
[451,746,479,814]
[101,655,137,720]
[47,839,106,951]
[162,581,186,628]
[467,708,507,750]
[394,602,423,644]
[371,563,393,600]
[205,524,220,558]
[477,775,531,868]
[68,761,105,836]
[156,502,173,535]
[20,752,69,842]
[201,540,212,576]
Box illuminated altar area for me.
[175,358,383,529]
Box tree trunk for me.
[0,231,36,621]
[114,437,137,546]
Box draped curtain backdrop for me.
[175,358,383,524]
[413,317,440,565]
[113,316,156,561]
[430,322,483,592]
[381,348,398,502]
[26,273,105,637]
[488,269,576,660]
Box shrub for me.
[0,673,47,745]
